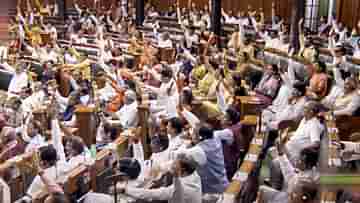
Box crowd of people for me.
[0,0,360,202]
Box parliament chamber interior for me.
[1,0,360,202]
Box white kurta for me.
[8,72,28,94]
[114,102,139,129]
[125,172,202,203]
[0,178,10,203]
[286,117,323,161]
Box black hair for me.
[315,60,326,73]
[300,147,319,169]
[293,81,307,96]
[160,67,173,79]
[68,136,85,156]
[298,181,318,202]
[51,192,70,203]
[199,126,214,140]
[270,64,279,74]
[125,79,137,91]
[181,88,193,105]
[169,117,184,134]
[151,135,170,152]
[226,107,241,125]
[177,155,197,175]
[118,158,141,180]
[158,135,169,151]
[40,145,58,167]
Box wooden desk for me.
[75,105,97,147]
[236,96,266,117]
[320,117,341,202]
[57,68,72,98]
[138,94,150,159]
[30,136,129,202]
[334,116,360,141]
[240,115,258,126]
[222,131,265,202]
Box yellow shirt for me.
[73,59,91,80]
[191,65,207,81]
[195,72,216,97]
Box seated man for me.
[26,145,65,197]
[8,63,28,95]
[283,101,323,164]
[146,67,179,119]
[26,117,88,197]
[166,117,187,161]
[20,117,47,153]
[251,64,281,105]
[121,153,202,203]
[268,141,320,192]
[263,82,307,130]
[156,32,173,49]
[263,57,299,117]
[4,96,24,128]
[21,81,46,113]
[322,68,360,116]
[105,90,138,129]
[0,127,25,163]
[141,133,171,181]
[37,167,70,203]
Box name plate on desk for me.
[75,105,96,113]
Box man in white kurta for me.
[7,65,28,95]
[285,102,324,163]
[107,90,138,129]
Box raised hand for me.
[299,18,304,26]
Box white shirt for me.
[0,178,10,203]
[322,68,360,115]
[341,141,360,161]
[21,90,45,113]
[168,134,186,161]
[0,178,11,203]
[286,117,323,160]
[25,134,47,153]
[64,53,78,64]
[148,79,179,108]
[185,31,199,48]
[41,50,58,63]
[97,82,116,102]
[114,101,138,129]
[158,39,173,48]
[354,49,360,59]
[125,172,202,203]
[8,71,28,94]
[27,163,67,197]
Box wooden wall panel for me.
[336,0,360,28]
[62,0,294,23]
